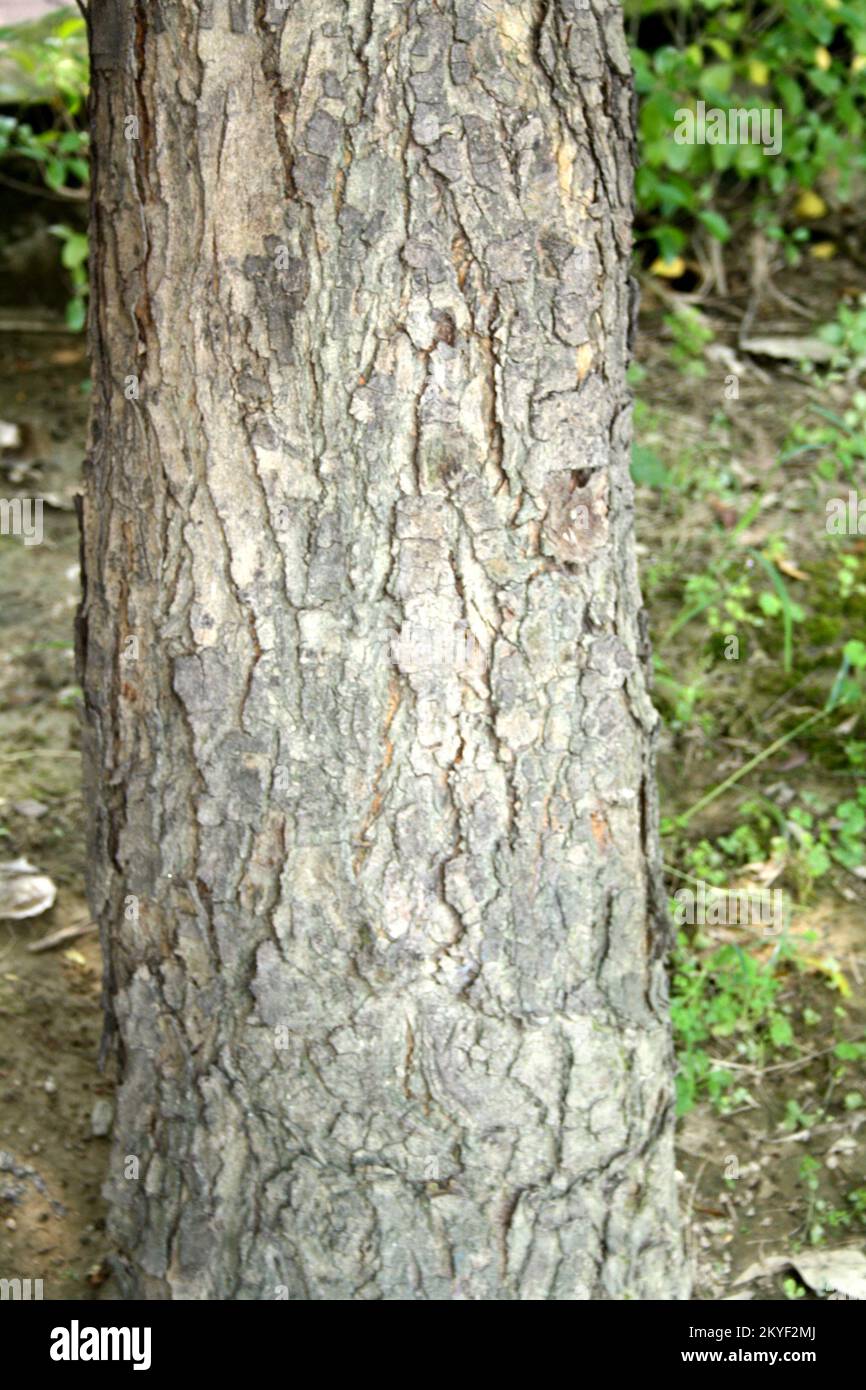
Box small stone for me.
[12,799,48,819]
[90,1099,113,1138]
[43,1077,57,1095]
[5,1217,16,1231]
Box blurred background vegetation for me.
[629,0,866,268]
[0,6,87,326]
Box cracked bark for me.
[79,0,688,1300]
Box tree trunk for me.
[79,0,688,1300]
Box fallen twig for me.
[27,922,97,954]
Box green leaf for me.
[65,297,86,333]
[631,445,669,488]
[56,17,86,38]
[805,843,831,878]
[656,180,696,214]
[654,225,687,261]
[734,142,766,176]
[706,39,733,61]
[653,46,684,79]
[699,64,733,97]
[776,75,804,118]
[44,158,66,191]
[836,800,866,828]
[60,233,88,270]
[769,1015,793,1048]
[697,209,731,242]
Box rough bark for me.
[79,0,688,1300]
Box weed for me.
[671,929,801,1116]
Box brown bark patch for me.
[542,468,609,563]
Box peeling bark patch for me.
[542,468,608,562]
[590,809,610,850]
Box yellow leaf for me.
[63,948,87,966]
[776,558,808,581]
[810,241,836,260]
[650,255,686,279]
[852,55,866,75]
[748,60,769,85]
[804,956,850,997]
[814,46,832,71]
[794,190,827,219]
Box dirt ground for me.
[676,915,866,1302]
[0,246,863,1299]
[639,242,866,1300]
[0,332,112,1298]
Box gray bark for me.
[78,0,688,1299]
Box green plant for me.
[664,643,866,832]
[0,113,88,197]
[629,0,866,263]
[836,556,864,603]
[671,930,799,1115]
[795,1156,866,1245]
[663,304,715,375]
[779,301,866,496]
[783,396,866,483]
[818,294,866,376]
[0,11,88,197]
[47,222,88,330]
[848,1186,866,1221]
[653,517,808,684]
[56,682,83,709]
[782,1098,817,1133]
[0,10,87,109]
[0,10,89,327]
[631,441,670,488]
[786,779,866,878]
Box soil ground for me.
[0,331,110,1298]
